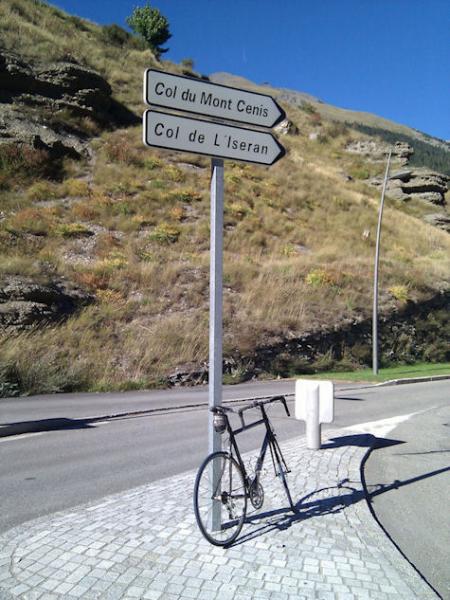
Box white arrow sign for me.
[144,69,285,129]
[143,110,285,166]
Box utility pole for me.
[373,150,392,375]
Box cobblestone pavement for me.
[0,429,438,600]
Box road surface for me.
[0,379,446,534]
[364,403,450,598]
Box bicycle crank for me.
[249,480,264,509]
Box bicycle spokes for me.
[194,452,247,546]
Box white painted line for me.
[0,431,45,443]
[345,413,420,437]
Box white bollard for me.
[306,384,321,450]
[295,379,334,451]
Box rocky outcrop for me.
[0,277,94,330]
[424,212,450,233]
[0,49,138,158]
[345,140,413,165]
[274,119,298,136]
[371,167,449,205]
[0,106,88,159]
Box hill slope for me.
[0,0,449,395]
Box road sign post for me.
[208,158,224,532]
[142,69,285,533]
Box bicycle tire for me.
[194,451,247,546]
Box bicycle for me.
[193,395,296,546]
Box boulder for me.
[0,276,94,330]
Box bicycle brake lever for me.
[281,397,291,417]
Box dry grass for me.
[2,117,449,391]
[0,1,449,393]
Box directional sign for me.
[144,69,285,129]
[143,110,285,166]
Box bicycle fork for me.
[270,436,296,512]
[257,430,296,513]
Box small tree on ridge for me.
[126,3,171,58]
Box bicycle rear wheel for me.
[194,451,247,546]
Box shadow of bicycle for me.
[229,434,449,547]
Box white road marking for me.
[345,413,420,437]
[0,431,45,443]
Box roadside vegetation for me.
[302,362,450,384]
[0,1,449,395]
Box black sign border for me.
[144,68,286,129]
[143,109,286,167]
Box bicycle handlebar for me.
[238,395,290,417]
[211,396,290,428]
[237,395,290,427]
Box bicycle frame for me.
[222,402,295,510]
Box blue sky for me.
[51,0,449,140]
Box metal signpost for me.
[143,69,285,532]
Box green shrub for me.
[301,102,318,115]
[6,208,52,236]
[388,284,409,303]
[103,139,143,166]
[26,181,59,201]
[101,24,132,46]
[67,15,89,31]
[423,341,450,362]
[62,178,91,197]
[169,189,202,203]
[55,223,93,238]
[305,269,332,287]
[149,223,181,244]
[0,355,88,396]
[144,157,162,170]
[0,363,21,398]
[349,165,371,180]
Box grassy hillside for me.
[1,1,449,395]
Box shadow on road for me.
[335,396,365,401]
[322,434,404,450]
[0,417,99,436]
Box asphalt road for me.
[0,379,447,537]
[364,403,450,599]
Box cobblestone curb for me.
[0,430,437,599]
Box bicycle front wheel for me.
[194,451,247,546]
